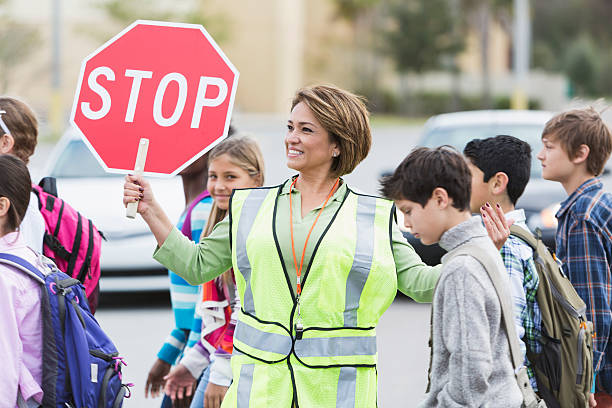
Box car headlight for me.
[527,203,561,230]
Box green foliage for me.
[361,89,540,116]
[332,0,381,20]
[564,36,599,96]
[533,0,612,97]
[382,0,463,73]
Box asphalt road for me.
[95,293,431,407]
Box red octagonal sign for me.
[71,20,239,176]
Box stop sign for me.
[70,20,239,176]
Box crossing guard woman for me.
[123,85,440,407]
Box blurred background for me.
[3,0,612,132]
[3,0,612,406]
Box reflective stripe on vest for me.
[336,367,357,408]
[233,312,293,363]
[293,335,376,357]
[234,315,377,366]
[237,364,255,407]
[293,327,377,366]
[343,195,377,326]
[235,188,269,314]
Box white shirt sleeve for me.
[208,355,232,387]
[19,192,45,253]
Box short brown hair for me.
[0,97,38,164]
[291,85,371,177]
[542,107,612,176]
[380,146,472,211]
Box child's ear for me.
[432,187,449,209]
[0,133,15,155]
[491,172,509,195]
[572,144,590,165]
[0,197,10,217]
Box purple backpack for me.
[0,253,132,408]
[32,177,103,314]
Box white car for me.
[43,129,185,291]
[394,110,612,265]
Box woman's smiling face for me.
[285,102,339,177]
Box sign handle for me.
[126,138,149,219]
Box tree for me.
[328,0,385,109]
[564,36,599,97]
[460,0,512,108]
[532,0,612,97]
[382,0,462,74]
[0,1,41,92]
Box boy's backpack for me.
[32,176,103,314]
[510,225,594,408]
[0,252,132,408]
[445,244,546,408]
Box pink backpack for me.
[32,177,103,313]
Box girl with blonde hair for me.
[162,135,264,408]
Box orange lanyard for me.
[289,176,340,298]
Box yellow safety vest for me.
[222,182,397,407]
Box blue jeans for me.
[189,366,211,408]
[161,394,173,408]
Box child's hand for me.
[481,202,515,250]
[123,175,155,217]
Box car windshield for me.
[421,124,545,178]
[50,139,117,178]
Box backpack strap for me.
[445,245,545,408]
[0,253,45,284]
[38,176,58,197]
[509,225,540,251]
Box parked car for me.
[394,110,612,266]
[42,128,184,291]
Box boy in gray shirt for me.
[381,146,522,407]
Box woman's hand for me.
[204,382,229,408]
[123,174,174,246]
[144,358,171,398]
[481,202,515,250]
[123,174,155,217]
[163,363,197,404]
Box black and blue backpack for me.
[0,253,132,408]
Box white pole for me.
[512,0,530,109]
[126,138,149,219]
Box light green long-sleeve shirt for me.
[153,180,440,303]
